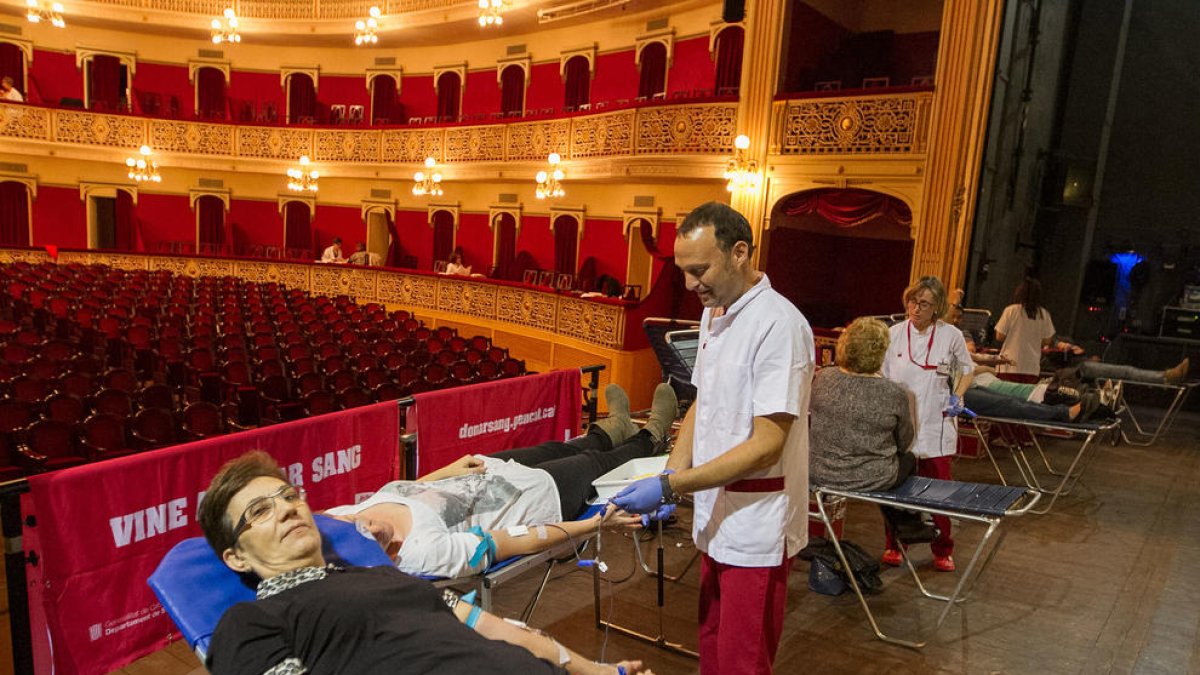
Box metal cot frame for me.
[1114,380,1197,446]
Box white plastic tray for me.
[591,455,669,502]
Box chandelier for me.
[354,6,381,46]
[125,146,161,183]
[412,157,444,197]
[724,134,761,192]
[535,153,565,200]
[26,0,65,27]
[210,8,241,44]
[287,156,319,192]
[478,0,507,27]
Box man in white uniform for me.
[612,202,814,675]
[320,237,345,263]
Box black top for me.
[207,565,566,675]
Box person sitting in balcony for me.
[320,237,346,264]
[1,77,24,102]
[445,249,472,276]
[347,242,378,266]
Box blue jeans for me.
[964,387,1072,422]
[1078,361,1164,384]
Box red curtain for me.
[637,218,674,260]
[437,72,461,122]
[552,216,578,274]
[113,189,142,251]
[782,188,913,228]
[0,182,29,246]
[385,211,402,267]
[500,65,525,116]
[431,210,455,265]
[89,55,122,111]
[714,26,744,95]
[197,67,226,120]
[0,43,24,92]
[197,196,224,253]
[494,213,517,279]
[284,201,312,254]
[371,76,397,124]
[287,74,316,123]
[638,42,667,99]
[563,56,590,110]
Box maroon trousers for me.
[884,454,955,557]
[697,552,792,675]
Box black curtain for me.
[113,189,140,251]
[197,67,227,119]
[436,72,461,122]
[284,201,312,255]
[500,65,525,116]
[372,76,398,124]
[714,26,744,95]
[553,215,578,274]
[0,43,24,92]
[197,196,224,253]
[0,182,29,246]
[638,42,667,99]
[431,210,455,265]
[563,56,590,110]
[494,213,517,279]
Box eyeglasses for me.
[233,484,307,541]
[907,298,934,311]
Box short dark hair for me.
[332,237,342,245]
[678,201,754,254]
[198,451,286,555]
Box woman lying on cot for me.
[809,317,938,546]
[324,383,680,579]
[198,450,654,675]
[961,366,1116,423]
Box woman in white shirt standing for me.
[994,278,1062,378]
[881,276,973,572]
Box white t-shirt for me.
[321,245,344,263]
[3,88,23,102]
[995,304,1055,376]
[690,274,815,567]
[325,455,560,578]
[882,320,973,459]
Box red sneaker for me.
[881,549,903,567]
[933,555,956,572]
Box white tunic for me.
[994,304,1055,376]
[690,274,815,567]
[881,320,973,459]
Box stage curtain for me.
[638,42,667,99]
[500,65,525,116]
[384,211,403,267]
[437,72,461,121]
[284,201,312,255]
[287,73,316,123]
[0,43,24,92]
[113,189,143,251]
[494,214,517,279]
[782,188,913,228]
[197,67,226,119]
[0,182,29,246]
[714,26,744,95]
[89,55,121,111]
[636,218,675,260]
[431,211,455,265]
[563,56,590,109]
[371,76,397,124]
[197,196,224,253]
[553,216,578,274]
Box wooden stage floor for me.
[3,408,1197,675]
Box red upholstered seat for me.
[181,401,224,440]
[22,419,89,471]
[81,413,137,459]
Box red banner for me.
[20,402,400,675]
[409,369,582,477]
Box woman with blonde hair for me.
[810,317,932,543]
[880,276,973,571]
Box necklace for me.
[905,320,939,371]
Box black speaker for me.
[723,0,745,23]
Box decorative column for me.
[913,0,1005,288]
[728,0,785,254]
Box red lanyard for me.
[906,320,938,371]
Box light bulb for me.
[734,134,750,150]
[413,171,425,182]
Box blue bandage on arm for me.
[467,526,497,568]
[465,604,483,630]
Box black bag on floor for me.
[805,539,883,596]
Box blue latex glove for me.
[611,469,674,514]
[640,503,676,528]
[944,394,977,419]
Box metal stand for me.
[1116,381,1196,446]
[593,520,698,658]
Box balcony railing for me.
[0,100,739,164]
[83,0,462,19]
[772,91,933,156]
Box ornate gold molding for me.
[774,92,934,156]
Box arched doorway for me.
[430,209,455,267]
[765,188,913,328]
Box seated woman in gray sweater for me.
[809,317,933,543]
